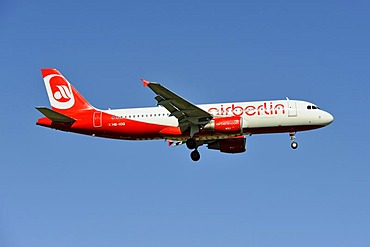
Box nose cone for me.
[322,111,334,126]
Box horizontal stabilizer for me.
[36,107,76,123]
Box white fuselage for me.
[101,99,333,139]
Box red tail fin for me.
[41,69,93,113]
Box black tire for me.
[190,150,201,161]
[186,138,196,149]
[291,141,298,149]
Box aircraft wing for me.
[142,79,213,132]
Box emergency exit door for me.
[288,100,297,117]
[93,111,102,127]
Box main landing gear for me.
[290,132,298,149]
[190,149,201,161]
[187,137,200,161]
[186,138,197,149]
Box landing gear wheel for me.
[186,138,196,149]
[291,141,298,149]
[190,150,201,161]
[289,132,298,149]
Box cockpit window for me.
[307,105,320,110]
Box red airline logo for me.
[51,81,72,103]
[43,73,75,110]
[208,102,285,116]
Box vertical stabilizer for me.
[41,69,93,113]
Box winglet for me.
[141,78,151,87]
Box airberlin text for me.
[208,102,285,117]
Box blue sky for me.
[1,0,370,246]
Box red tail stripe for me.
[42,68,61,78]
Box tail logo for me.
[53,85,72,101]
[43,74,75,109]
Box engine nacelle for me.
[203,116,245,134]
[208,137,246,154]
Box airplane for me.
[36,68,334,161]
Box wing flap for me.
[36,107,76,123]
[154,95,178,113]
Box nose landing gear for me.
[291,141,298,149]
[290,132,298,149]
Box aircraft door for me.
[288,100,297,117]
[93,111,102,127]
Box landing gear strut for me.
[190,149,201,161]
[290,132,298,149]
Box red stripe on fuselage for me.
[37,110,326,141]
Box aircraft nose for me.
[322,111,334,125]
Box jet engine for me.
[203,116,246,134]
